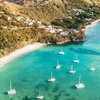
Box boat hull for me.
[36,96,44,99]
[56,65,61,69]
[48,78,56,82]
[74,60,79,63]
[8,89,16,95]
[69,70,76,74]
[59,52,64,55]
[90,67,96,71]
[75,83,85,89]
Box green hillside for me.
[0,0,100,56]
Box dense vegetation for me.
[0,0,100,56]
[52,6,100,29]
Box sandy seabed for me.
[0,43,46,68]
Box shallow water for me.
[0,22,100,100]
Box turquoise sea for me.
[0,22,100,100]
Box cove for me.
[0,22,100,100]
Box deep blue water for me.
[0,22,100,100]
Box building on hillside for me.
[71,29,79,33]
[60,31,69,36]
[48,28,64,34]
[25,18,34,26]
[85,18,92,21]
[48,28,58,33]
[0,11,4,14]
[68,16,73,19]
[37,21,42,25]
[48,25,52,29]
[16,16,24,21]
[7,16,11,21]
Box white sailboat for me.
[74,55,80,63]
[69,65,76,74]
[36,90,44,99]
[75,75,85,89]
[7,81,16,95]
[48,72,56,82]
[90,64,96,71]
[59,48,64,55]
[56,60,61,69]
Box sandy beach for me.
[82,19,100,31]
[0,43,46,68]
[0,19,100,68]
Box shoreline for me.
[0,43,46,68]
[0,19,100,68]
[82,19,100,31]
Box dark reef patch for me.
[23,96,31,100]
[69,47,100,56]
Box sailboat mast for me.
[76,54,78,59]
[91,63,93,67]
[39,90,40,96]
[10,81,12,90]
[61,48,63,52]
[57,60,58,65]
[71,65,73,70]
[78,76,81,84]
[51,72,52,78]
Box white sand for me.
[82,19,100,31]
[0,43,46,68]
[0,19,100,68]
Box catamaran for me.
[69,65,76,74]
[75,75,85,89]
[59,48,64,55]
[48,72,56,82]
[56,60,61,69]
[7,81,16,95]
[74,55,80,63]
[90,64,96,71]
[36,90,44,99]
